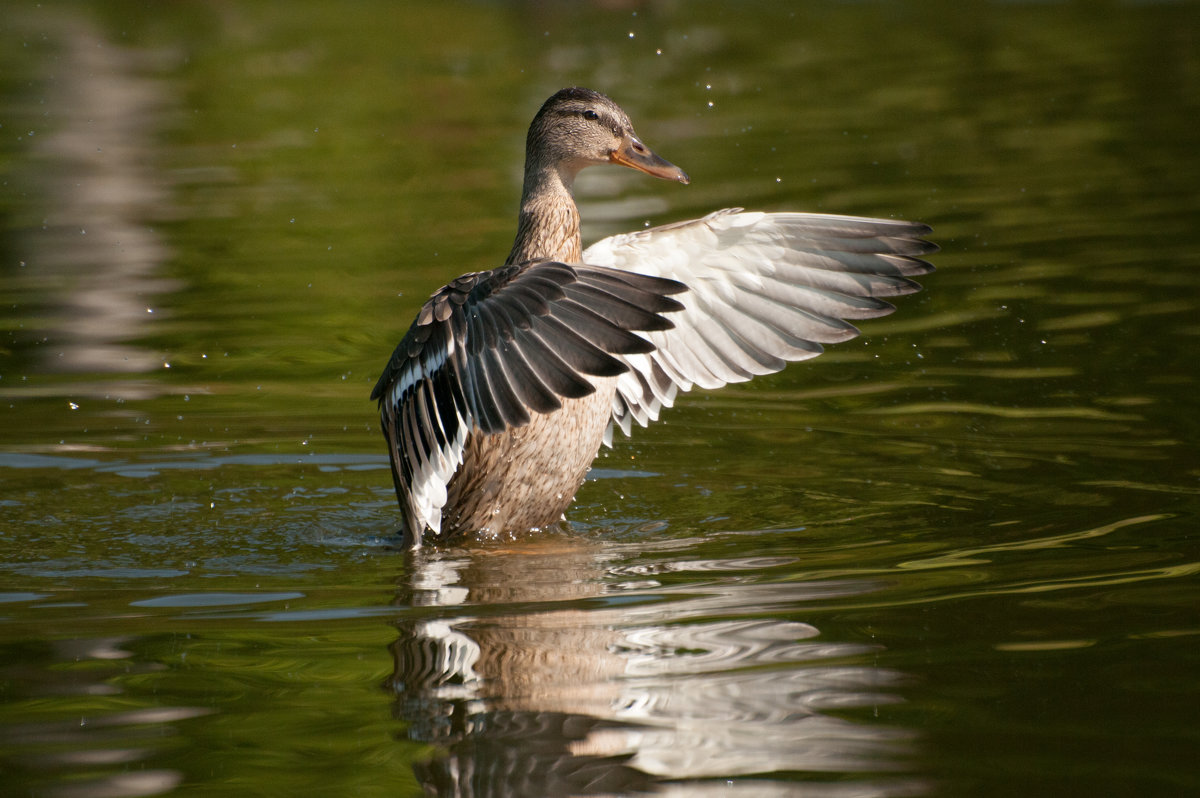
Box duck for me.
[372,87,935,546]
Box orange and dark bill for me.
[610,135,690,184]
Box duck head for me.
[526,87,690,186]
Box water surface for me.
[2,2,1198,796]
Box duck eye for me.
[582,109,599,121]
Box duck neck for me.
[505,165,582,266]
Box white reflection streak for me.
[411,555,471,607]
[22,15,177,376]
[415,618,483,698]
[598,613,909,779]
[47,770,183,798]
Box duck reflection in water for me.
[385,537,925,796]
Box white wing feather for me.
[582,209,935,445]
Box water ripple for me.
[388,542,917,793]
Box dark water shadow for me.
[0,633,209,798]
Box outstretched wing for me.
[371,260,685,542]
[581,209,937,443]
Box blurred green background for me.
[2,2,1199,796]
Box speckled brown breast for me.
[441,379,617,536]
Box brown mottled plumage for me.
[441,383,614,535]
[372,87,935,546]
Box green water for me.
[2,1,1198,796]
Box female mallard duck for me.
[372,87,935,546]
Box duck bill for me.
[610,136,690,184]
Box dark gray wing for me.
[371,260,685,540]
